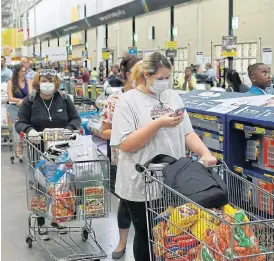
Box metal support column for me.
[84,4,88,68]
[57,37,60,71]
[105,24,109,78]
[228,0,233,69]
[132,16,136,47]
[170,6,174,66]
[69,34,72,73]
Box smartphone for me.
[174,107,185,116]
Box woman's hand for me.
[155,112,184,128]
[16,100,23,107]
[200,153,217,166]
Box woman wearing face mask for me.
[110,52,217,261]
[7,64,32,159]
[15,69,81,241]
[101,54,142,259]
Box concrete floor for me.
[1,146,135,261]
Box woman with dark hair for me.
[101,54,142,259]
[225,69,249,93]
[7,64,32,159]
[7,64,32,105]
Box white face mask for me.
[40,82,55,95]
[149,79,169,94]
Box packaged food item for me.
[222,204,249,222]
[50,190,75,223]
[83,186,105,217]
[191,218,218,241]
[198,208,222,226]
[30,195,48,213]
[167,204,199,236]
[153,206,174,222]
[197,210,266,261]
[152,221,166,257]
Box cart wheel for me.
[93,259,100,261]
[10,145,12,151]
[10,157,14,164]
[19,159,23,163]
[82,229,88,241]
[26,237,32,248]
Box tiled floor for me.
[1,147,135,261]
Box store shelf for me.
[234,122,274,136]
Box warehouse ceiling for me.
[1,0,42,28]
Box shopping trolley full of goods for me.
[136,156,274,261]
[22,128,111,261]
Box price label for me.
[219,136,224,142]
[234,166,243,173]
[210,116,217,121]
[204,132,211,138]
[204,115,211,120]
[254,127,265,134]
[235,123,244,130]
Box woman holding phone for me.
[110,52,217,261]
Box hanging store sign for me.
[262,48,272,65]
[26,0,192,44]
[165,41,177,58]
[128,47,138,56]
[82,50,88,60]
[221,36,237,57]
[102,48,111,60]
[46,47,67,61]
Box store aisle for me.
[1,147,135,261]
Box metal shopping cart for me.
[138,161,274,261]
[7,103,22,164]
[22,129,110,261]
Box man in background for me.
[21,56,36,80]
[108,64,123,87]
[205,63,216,87]
[1,56,13,83]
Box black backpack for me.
[137,155,228,209]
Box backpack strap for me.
[58,91,68,100]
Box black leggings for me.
[123,199,150,261]
[117,198,131,229]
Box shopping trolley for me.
[7,103,22,164]
[22,129,111,261]
[1,96,12,148]
[137,161,274,261]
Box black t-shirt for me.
[15,92,81,134]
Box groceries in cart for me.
[30,133,106,222]
[152,203,268,261]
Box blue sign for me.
[128,47,138,56]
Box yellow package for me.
[222,204,249,222]
[191,218,218,240]
[167,203,198,236]
[198,209,222,226]
[152,222,165,257]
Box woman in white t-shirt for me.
[110,52,217,261]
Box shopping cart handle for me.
[135,163,146,173]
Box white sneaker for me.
[38,226,50,240]
[51,222,68,234]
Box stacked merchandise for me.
[29,135,106,222]
[152,203,271,261]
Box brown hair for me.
[11,64,25,94]
[132,52,171,82]
[120,54,142,80]
[32,70,61,91]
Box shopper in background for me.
[80,67,90,84]
[108,64,123,87]
[21,56,36,81]
[7,64,32,159]
[90,67,98,83]
[178,67,197,91]
[248,63,272,95]
[1,56,13,83]
[15,69,81,241]
[110,52,217,261]
[205,63,216,86]
[101,55,142,259]
[225,69,249,93]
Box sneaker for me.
[51,222,68,234]
[38,226,50,240]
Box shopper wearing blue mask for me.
[248,63,272,95]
